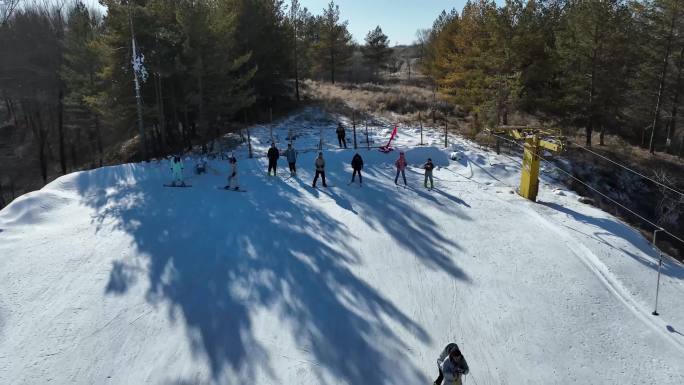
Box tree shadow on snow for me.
[71,159,465,385]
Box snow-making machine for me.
[491,126,566,202]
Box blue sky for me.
[298,0,472,45]
[83,0,473,46]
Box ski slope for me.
[1,108,683,384]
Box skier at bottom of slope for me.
[350,152,363,185]
[394,150,407,185]
[423,157,435,189]
[312,152,327,188]
[434,343,469,385]
[224,155,240,190]
[170,156,185,186]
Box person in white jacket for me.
[434,343,469,385]
[170,156,185,186]
[225,155,240,190]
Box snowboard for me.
[163,183,192,188]
[217,186,247,192]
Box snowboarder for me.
[267,142,280,176]
[170,156,185,186]
[284,143,297,176]
[434,343,469,385]
[336,122,347,148]
[394,151,407,185]
[423,157,435,189]
[224,154,240,190]
[350,152,363,185]
[312,152,327,188]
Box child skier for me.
[224,154,240,190]
[284,143,297,176]
[312,152,327,188]
[423,157,435,189]
[170,156,185,186]
[434,343,469,385]
[336,122,347,148]
[267,142,280,176]
[394,151,407,185]
[350,152,363,185]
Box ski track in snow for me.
[1,107,683,385]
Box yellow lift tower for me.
[491,126,565,202]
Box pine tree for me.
[361,26,391,80]
[313,1,353,84]
[61,1,104,167]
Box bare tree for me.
[0,0,21,26]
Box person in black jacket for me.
[350,152,363,185]
[336,122,347,148]
[434,343,469,385]
[423,158,435,189]
[267,142,280,176]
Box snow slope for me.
[1,108,683,385]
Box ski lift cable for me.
[569,141,684,198]
[490,133,684,247]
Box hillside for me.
[1,108,683,384]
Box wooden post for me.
[365,118,370,150]
[247,128,253,158]
[353,110,357,149]
[419,111,423,145]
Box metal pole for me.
[652,228,664,316]
[365,118,370,150]
[444,117,448,148]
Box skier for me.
[336,122,347,148]
[394,151,407,185]
[312,152,327,188]
[350,152,363,185]
[423,157,435,189]
[224,154,240,190]
[267,142,280,176]
[284,143,297,177]
[195,156,208,175]
[434,343,469,385]
[170,156,185,186]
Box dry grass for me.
[302,79,458,123]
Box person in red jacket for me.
[394,151,407,185]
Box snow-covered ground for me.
[1,107,683,384]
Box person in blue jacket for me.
[284,143,297,177]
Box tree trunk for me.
[94,114,103,167]
[27,102,48,184]
[57,89,66,175]
[330,48,335,84]
[587,44,598,147]
[649,12,676,154]
[294,23,300,102]
[665,45,684,152]
[155,74,167,153]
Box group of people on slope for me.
[170,142,437,190]
[263,142,436,189]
